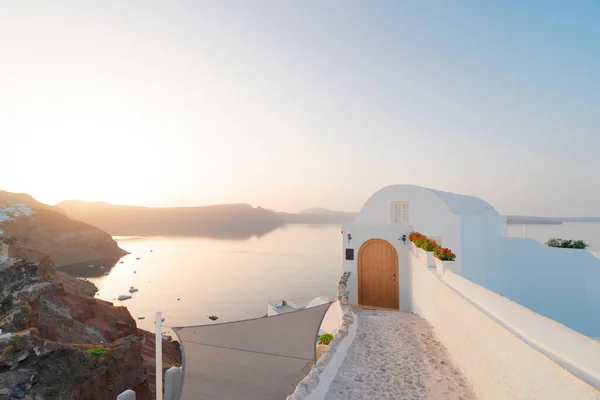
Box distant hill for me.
[505,216,600,224]
[505,216,563,225]
[555,217,600,223]
[57,201,357,237]
[0,191,127,267]
[57,200,285,239]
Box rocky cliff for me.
[0,191,128,267]
[0,197,181,399]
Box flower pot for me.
[410,242,416,255]
[418,248,436,267]
[435,258,458,275]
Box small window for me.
[345,248,354,260]
[392,201,410,223]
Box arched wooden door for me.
[358,239,399,309]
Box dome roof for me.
[361,185,499,216]
[426,187,497,216]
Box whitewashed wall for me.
[341,222,412,309]
[409,252,600,400]
[497,237,600,338]
[460,211,506,290]
[355,185,463,261]
[350,185,508,293]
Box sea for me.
[72,222,599,332]
[84,225,343,331]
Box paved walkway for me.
[325,308,476,400]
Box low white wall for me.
[498,238,600,338]
[165,366,183,400]
[409,252,600,400]
[287,272,357,400]
[442,272,600,388]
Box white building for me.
[343,184,600,338]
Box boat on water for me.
[102,272,109,276]
[135,257,141,260]
[129,286,138,293]
[118,294,132,301]
[88,264,94,268]
[119,261,125,264]
[138,316,145,320]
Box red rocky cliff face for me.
[73,336,153,400]
[0,242,180,399]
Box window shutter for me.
[392,202,409,223]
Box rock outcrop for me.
[0,197,181,399]
[0,251,181,399]
[1,190,128,267]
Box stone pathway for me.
[325,308,476,400]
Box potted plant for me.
[319,333,334,345]
[434,247,457,274]
[408,231,423,254]
[416,237,439,267]
[545,238,589,249]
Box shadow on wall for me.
[498,238,600,338]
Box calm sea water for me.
[83,222,599,332]
[88,225,343,331]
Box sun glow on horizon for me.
[2,2,600,216]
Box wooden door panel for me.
[358,239,399,309]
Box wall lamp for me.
[400,234,407,245]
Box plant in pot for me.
[413,234,426,248]
[417,237,439,267]
[409,231,422,243]
[319,333,334,345]
[408,231,422,254]
[422,238,440,252]
[434,247,457,274]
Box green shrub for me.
[86,348,110,357]
[409,231,423,243]
[421,238,440,252]
[434,247,456,261]
[545,238,589,249]
[18,304,31,314]
[414,235,426,248]
[319,333,334,345]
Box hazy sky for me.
[1,1,599,216]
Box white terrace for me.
[120,184,600,400]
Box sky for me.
[1,1,599,216]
